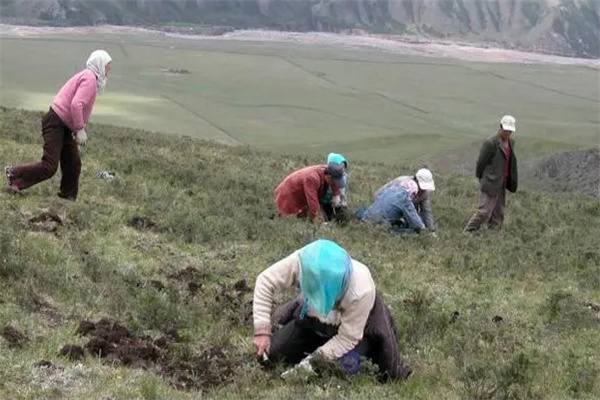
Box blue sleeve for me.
[398,195,425,231]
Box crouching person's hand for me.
[253,334,270,360]
[332,195,342,207]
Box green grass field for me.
[1,108,599,400]
[0,31,598,167]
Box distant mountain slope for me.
[0,0,598,58]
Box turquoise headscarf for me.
[326,153,348,180]
[298,239,353,319]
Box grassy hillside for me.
[1,107,599,399]
[0,32,598,168]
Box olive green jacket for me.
[476,135,518,195]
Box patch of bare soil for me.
[59,318,241,389]
[165,268,252,322]
[214,279,253,324]
[130,216,164,232]
[35,360,63,371]
[167,266,208,295]
[28,292,64,327]
[161,345,238,390]
[530,148,600,197]
[22,206,67,233]
[59,345,85,361]
[2,325,29,347]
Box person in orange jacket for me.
[274,161,346,222]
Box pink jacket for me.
[51,69,98,132]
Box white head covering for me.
[415,168,435,191]
[500,115,516,132]
[86,50,112,92]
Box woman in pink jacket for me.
[5,50,113,200]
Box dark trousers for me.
[269,294,411,381]
[321,203,349,223]
[321,202,334,221]
[270,316,372,365]
[464,188,506,231]
[10,108,81,200]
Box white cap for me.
[415,168,435,191]
[500,115,516,132]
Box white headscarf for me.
[86,50,112,93]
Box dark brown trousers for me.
[10,108,81,200]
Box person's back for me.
[362,186,410,225]
[374,175,417,200]
[51,69,98,133]
[372,170,436,233]
[275,165,334,219]
[360,186,425,233]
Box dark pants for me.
[10,108,81,200]
[321,202,334,221]
[321,203,350,224]
[270,316,372,365]
[269,293,411,381]
[464,188,506,231]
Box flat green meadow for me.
[0,31,598,166]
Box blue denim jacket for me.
[360,186,425,231]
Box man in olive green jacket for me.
[464,115,518,232]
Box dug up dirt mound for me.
[20,205,68,233]
[59,318,241,390]
[2,324,29,347]
[531,148,599,197]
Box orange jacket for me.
[274,165,340,220]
